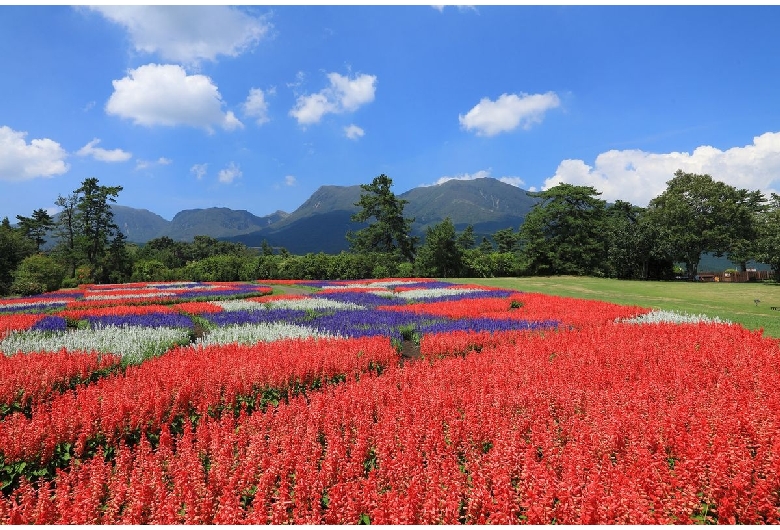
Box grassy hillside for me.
[460,276,780,338]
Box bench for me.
[772,306,779,311]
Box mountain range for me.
[111,177,539,254]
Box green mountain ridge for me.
[108,177,539,253]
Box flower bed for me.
[2,278,779,524]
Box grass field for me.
[461,276,780,339]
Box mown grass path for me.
[458,276,780,338]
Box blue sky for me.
[2,5,780,222]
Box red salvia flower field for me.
[1,279,779,524]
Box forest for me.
[2,170,779,296]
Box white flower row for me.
[0,300,67,310]
[147,282,204,289]
[194,322,337,346]
[214,299,267,312]
[84,292,177,300]
[0,325,190,364]
[322,280,427,290]
[619,309,731,325]
[394,287,481,300]
[265,298,364,311]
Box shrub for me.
[10,254,65,295]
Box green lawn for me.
[459,276,780,339]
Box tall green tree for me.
[518,183,608,276]
[756,193,780,281]
[646,170,763,278]
[0,217,35,295]
[74,177,123,281]
[16,208,54,251]
[103,231,133,283]
[723,188,766,271]
[51,193,79,278]
[414,218,469,278]
[602,200,674,280]
[492,227,519,253]
[347,174,418,262]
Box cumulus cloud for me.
[136,157,171,170]
[0,125,69,181]
[284,175,296,186]
[218,162,242,184]
[105,64,243,132]
[290,72,377,126]
[424,169,526,188]
[191,163,208,180]
[76,138,132,163]
[543,131,780,206]
[243,88,272,125]
[88,6,271,66]
[344,124,365,140]
[459,92,560,136]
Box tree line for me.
[1,170,779,296]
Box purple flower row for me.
[404,289,519,302]
[175,286,268,299]
[87,314,195,329]
[312,291,407,308]
[417,317,558,335]
[0,302,68,314]
[306,310,446,342]
[31,316,68,333]
[203,308,308,327]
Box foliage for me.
[74,177,124,282]
[184,255,246,282]
[414,218,466,278]
[10,254,65,295]
[347,174,418,262]
[15,209,54,252]
[518,183,609,276]
[755,193,780,281]
[645,170,765,278]
[0,218,35,295]
[492,227,519,253]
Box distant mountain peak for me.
[108,177,538,252]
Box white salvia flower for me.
[0,325,190,364]
[194,322,337,346]
[322,280,430,290]
[214,299,268,312]
[619,309,730,325]
[394,288,481,300]
[83,292,177,300]
[147,282,203,288]
[0,300,67,310]
[265,298,363,311]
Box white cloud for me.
[344,124,365,140]
[459,92,561,136]
[424,169,526,188]
[327,73,376,112]
[543,131,780,206]
[76,138,132,163]
[105,64,244,132]
[243,88,271,125]
[432,5,478,13]
[290,93,336,126]
[0,125,69,182]
[88,6,271,66]
[191,163,208,180]
[290,72,377,126]
[136,157,172,170]
[284,175,296,186]
[218,162,242,184]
